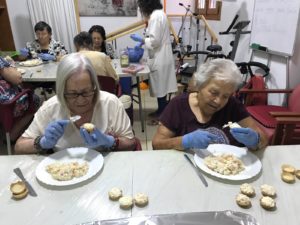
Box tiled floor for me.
[132,87,159,150]
[0,87,159,154]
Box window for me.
[196,0,222,20]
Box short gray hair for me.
[56,53,100,109]
[192,58,242,90]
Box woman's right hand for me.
[130,34,144,43]
[182,129,218,149]
[40,120,69,149]
[19,48,29,57]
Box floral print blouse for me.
[26,38,68,59]
[0,57,29,117]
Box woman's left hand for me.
[38,53,55,61]
[80,127,115,149]
[230,127,259,148]
[130,34,144,43]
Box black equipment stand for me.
[219,15,251,61]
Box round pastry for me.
[281,164,295,174]
[82,123,95,133]
[119,196,133,210]
[10,181,26,195]
[260,184,276,198]
[281,172,296,183]
[240,183,255,197]
[134,193,149,207]
[108,187,123,201]
[295,170,300,179]
[12,188,28,200]
[260,196,276,210]
[236,193,251,208]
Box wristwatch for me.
[34,136,47,154]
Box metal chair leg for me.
[5,132,12,155]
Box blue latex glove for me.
[80,127,115,149]
[19,48,29,57]
[38,53,56,61]
[135,42,144,48]
[130,34,144,43]
[40,120,70,149]
[182,129,218,149]
[230,127,259,148]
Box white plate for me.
[19,59,43,67]
[36,147,103,186]
[194,144,262,181]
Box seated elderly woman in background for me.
[88,25,116,59]
[0,57,40,141]
[74,31,118,81]
[152,58,268,151]
[19,21,68,61]
[15,53,136,154]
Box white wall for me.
[6,0,34,50]
[6,0,300,105]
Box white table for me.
[20,61,58,82]
[19,60,150,132]
[1,146,300,225]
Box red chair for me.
[97,76,121,96]
[0,89,36,154]
[239,84,300,144]
[134,137,142,151]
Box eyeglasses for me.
[64,88,96,99]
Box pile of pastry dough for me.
[46,161,89,181]
[19,59,43,67]
[204,153,245,175]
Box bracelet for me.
[110,137,119,151]
[34,136,48,154]
[250,133,261,151]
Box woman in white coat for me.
[131,0,177,119]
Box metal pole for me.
[195,17,200,70]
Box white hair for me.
[56,53,100,109]
[193,58,242,90]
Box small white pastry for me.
[281,172,296,183]
[236,193,251,208]
[240,183,255,197]
[82,123,95,133]
[119,196,133,209]
[108,187,123,201]
[260,196,276,210]
[261,184,276,197]
[281,164,295,174]
[134,193,148,207]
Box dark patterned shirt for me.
[159,93,250,147]
[26,38,68,59]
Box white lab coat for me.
[144,9,178,98]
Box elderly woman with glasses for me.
[152,59,268,152]
[15,53,135,154]
[19,21,68,61]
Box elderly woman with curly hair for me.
[152,59,268,152]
